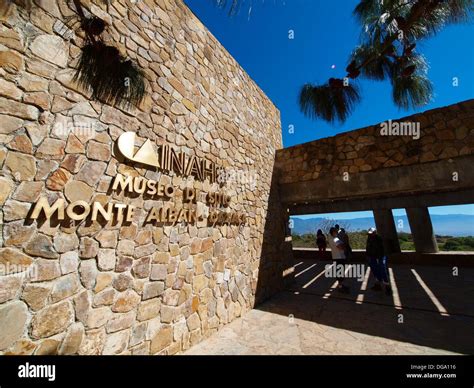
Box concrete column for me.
[373,209,401,255]
[283,210,295,288]
[406,207,439,253]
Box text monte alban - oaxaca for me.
[29,132,247,227]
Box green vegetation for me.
[397,232,415,251]
[292,231,474,252]
[438,236,474,251]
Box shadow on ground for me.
[256,259,474,354]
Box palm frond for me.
[391,73,433,110]
[355,0,411,33]
[353,0,383,25]
[390,52,428,79]
[73,42,146,108]
[397,0,473,40]
[350,45,393,80]
[407,5,452,39]
[440,0,474,23]
[299,82,361,124]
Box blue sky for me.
[185,0,474,219]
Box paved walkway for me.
[185,260,474,355]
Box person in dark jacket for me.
[316,229,327,258]
[366,228,392,295]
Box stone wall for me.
[0,0,284,355]
[276,100,474,185]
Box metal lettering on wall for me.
[118,132,223,184]
[29,133,247,227]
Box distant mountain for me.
[290,214,474,237]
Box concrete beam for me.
[279,155,474,206]
[287,188,474,215]
[406,207,439,254]
[373,209,401,254]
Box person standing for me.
[328,227,349,293]
[366,228,392,295]
[316,229,327,259]
[339,228,352,260]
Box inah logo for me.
[117,132,223,184]
[18,362,56,382]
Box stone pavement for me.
[185,260,474,355]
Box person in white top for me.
[328,227,349,293]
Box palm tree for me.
[70,0,146,108]
[214,0,474,124]
[9,0,146,109]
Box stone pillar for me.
[406,207,439,253]
[373,209,401,254]
[255,170,294,305]
[282,209,295,287]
